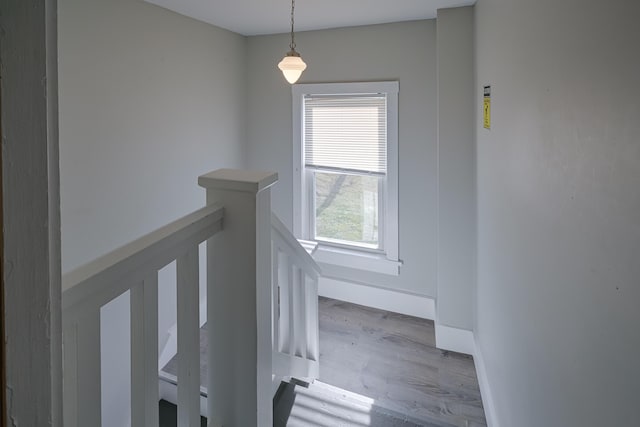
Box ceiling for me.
[144,0,475,36]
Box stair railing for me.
[62,203,224,427]
[271,214,321,384]
[63,169,320,427]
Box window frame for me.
[292,82,400,275]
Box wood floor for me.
[318,297,486,427]
[161,297,486,426]
[274,379,447,427]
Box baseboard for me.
[318,277,435,320]
[472,337,500,427]
[434,323,474,355]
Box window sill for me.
[312,244,402,276]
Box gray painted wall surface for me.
[436,7,475,331]
[475,0,640,425]
[58,0,247,425]
[1,0,62,425]
[247,21,439,297]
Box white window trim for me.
[292,81,400,276]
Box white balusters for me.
[293,266,307,358]
[272,248,281,354]
[61,169,323,427]
[130,274,159,427]
[289,264,298,357]
[270,214,321,383]
[62,203,223,427]
[177,246,201,427]
[278,251,291,353]
[305,276,319,362]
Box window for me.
[293,82,400,275]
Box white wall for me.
[58,0,247,425]
[247,21,439,298]
[475,0,640,425]
[436,6,475,331]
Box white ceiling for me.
[144,0,475,36]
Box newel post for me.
[199,169,277,427]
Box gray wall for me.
[58,0,247,425]
[436,6,475,331]
[247,21,439,297]
[475,0,640,425]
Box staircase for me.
[273,379,451,427]
[61,169,321,427]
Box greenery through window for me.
[314,172,380,248]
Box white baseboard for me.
[472,338,500,427]
[434,323,474,355]
[318,277,435,320]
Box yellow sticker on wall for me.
[483,86,491,129]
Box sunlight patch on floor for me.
[287,381,376,427]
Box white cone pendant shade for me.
[278,52,307,84]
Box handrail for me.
[271,214,321,279]
[62,203,224,318]
[62,202,225,427]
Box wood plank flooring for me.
[318,297,486,427]
[161,298,486,426]
[274,379,447,427]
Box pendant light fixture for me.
[278,0,306,84]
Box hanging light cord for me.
[289,0,297,51]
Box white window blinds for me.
[304,94,387,175]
